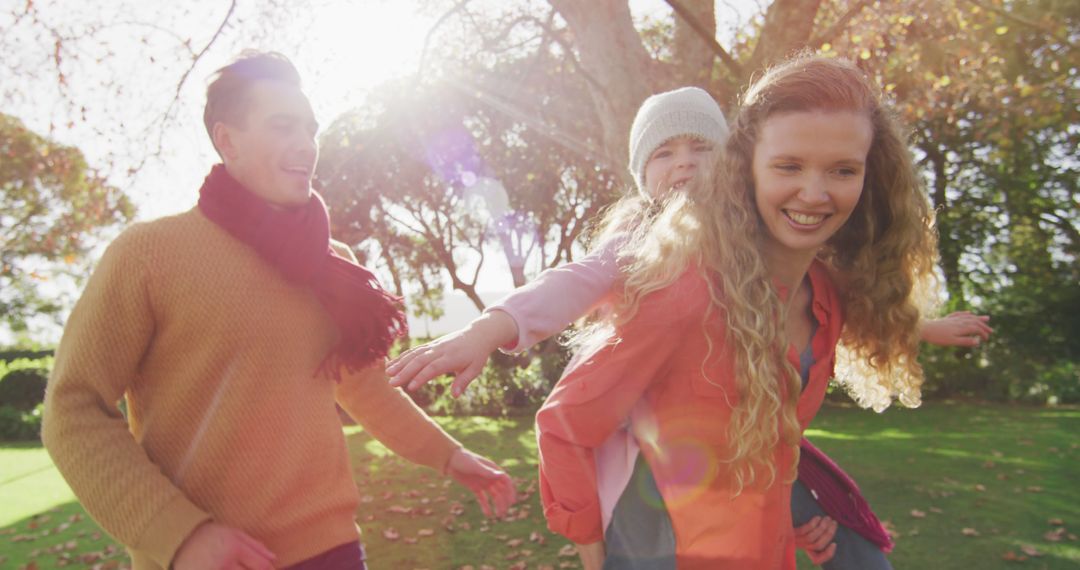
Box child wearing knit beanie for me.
[627,86,729,196]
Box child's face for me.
[751,110,872,261]
[642,136,714,199]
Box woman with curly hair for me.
[531,54,940,569]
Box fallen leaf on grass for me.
[974,484,986,492]
[559,544,578,557]
[882,520,901,539]
[961,527,980,536]
[417,528,435,537]
[1048,518,1065,526]
[1001,550,1027,562]
[1044,528,1066,542]
[1020,545,1043,557]
[383,528,400,541]
[530,531,547,544]
[910,509,926,518]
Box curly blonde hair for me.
[574,54,939,492]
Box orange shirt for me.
[537,262,843,569]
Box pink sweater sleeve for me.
[486,237,622,352]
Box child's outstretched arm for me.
[388,239,621,395]
[919,311,993,347]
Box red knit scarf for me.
[197,164,407,378]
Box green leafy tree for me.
[1,114,134,335]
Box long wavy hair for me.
[574,54,939,492]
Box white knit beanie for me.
[628,86,728,195]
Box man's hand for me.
[794,515,837,565]
[576,541,606,570]
[446,448,518,518]
[920,311,993,347]
[388,311,518,396]
[173,522,275,570]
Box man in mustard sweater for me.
[42,51,516,570]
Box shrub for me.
[0,403,43,441]
[0,366,50,411]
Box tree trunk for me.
[548,0,656,178]
[747,0,823,72]
[670,0,717,87]
[923,142,965,305]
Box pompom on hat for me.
[627,86,728,195]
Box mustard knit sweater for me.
[42,208,461,569]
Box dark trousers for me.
[283,541,366,570]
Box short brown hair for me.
[203,51,302,153]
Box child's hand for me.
[919,311,993,347]
[445,448,517,518]
[387,310,518,396]
[794,515,837,565]
[575,541,606,570]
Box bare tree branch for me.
[664,0,744,76]
[418,0,471,75]
[169,1,236,113]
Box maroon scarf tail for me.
[798,438,895,552]
[319,255,409,376]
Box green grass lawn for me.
[1,402,1078,569]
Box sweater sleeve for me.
[535,270,705,544]
[327,240,463,472]
[487,236,623,353]
[335,361,462,473]
[41,230,211,569]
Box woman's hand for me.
[794,515,837,565]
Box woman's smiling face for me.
[751,110,873,262]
